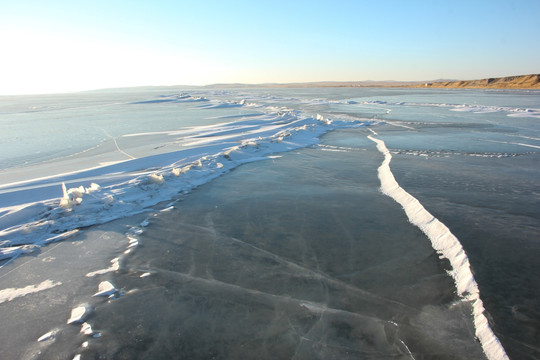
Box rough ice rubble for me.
[316,113,333,125]
[360,99,540,118]
[197,98,255,109]
[60,182,101,208]
[367,132,509,360]
[131,93,209,104]
[0,102,364,264]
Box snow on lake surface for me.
[0,90,363,259]
[0,87,539,359]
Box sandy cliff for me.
[418,74,540,89]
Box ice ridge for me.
[0,103,365,264]
[367,132,509,360]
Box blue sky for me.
[1,0,539,94]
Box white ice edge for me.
[367,133,509,360]
[0,108,364,263]
[360,99,540,118]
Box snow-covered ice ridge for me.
[0,93,365,264]
[368,129,509,360]
[361,100,540,118]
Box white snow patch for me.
[0,279,62,304]
[86,257,120,277]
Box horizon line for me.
[2,73,539,96]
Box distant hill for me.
[207,80,425,88]
[416,74,540,89]
[207,74,540,89]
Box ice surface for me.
[70,143,486,359]
[2,87,538,359]
[0,213,160,359]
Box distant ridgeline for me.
[417,74,540,89]
[210,74,540,89]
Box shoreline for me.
[208,74,540,90]
[409,74,540,90]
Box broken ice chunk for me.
[93,281,117,297]
[37,330,55,342]
[67,305,90,324]
[127,236,139,248]
[60,183,84,208]
[129,227,144,235]
[147,173,164,184]
[80,322,94,336]
[81,322,101,337]
[85,183,101,194]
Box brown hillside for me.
[418,74,540,89]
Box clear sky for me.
[1,0,539,95]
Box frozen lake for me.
[1,87,539,359]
